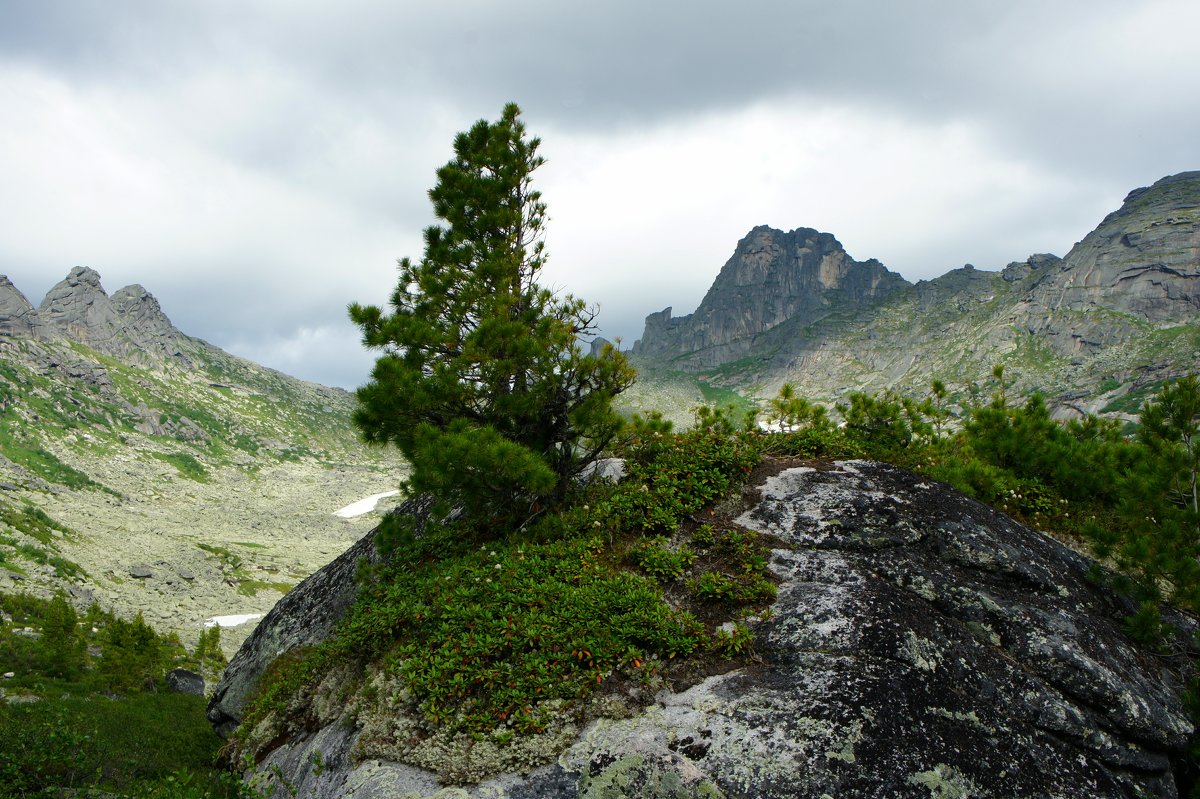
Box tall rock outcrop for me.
[1024,171,1200,326]
[0,276,43,338]
[213,461,1193,798]
[37,266,121,344]
[35,266,195,368]
[633,227,910,368]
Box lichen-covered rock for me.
[231,461,1193,798]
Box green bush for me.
[626,537,696,582]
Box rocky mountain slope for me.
[632,172,1200,416]
[0,267,404,652]
[212,460,1193,798]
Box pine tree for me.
[1139,374,1200,515]
[350,104,635,524]
[40,592,84,680]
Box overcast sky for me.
[1,1,1197,389]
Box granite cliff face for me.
[1023,171,1200,333]
[213,462,1193,798]
[632,173,1200,412]
[633,227,910,369]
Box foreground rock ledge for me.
[212,460,1193,798]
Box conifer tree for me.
[1139,374,1200,514]
[350,104,635,523]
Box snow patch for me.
[205,613,263,628]
[334,490,400,518]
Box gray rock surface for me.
[228,461,1192,798]
[1027,171,1200,324]
[37,266,122,345]
[0,276,43,338]
[34,266,196,367]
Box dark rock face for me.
[633,226,910,368]
[631,173,1200,408]
[167,668,205,696]
[206,527,381,738]
[229,462,1191,798]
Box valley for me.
[0,270,405,654]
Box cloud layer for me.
[1,1,1196,387]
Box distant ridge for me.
[632,172,1200,416]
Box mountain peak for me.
[37,265,117,343]
[633,225,909,367]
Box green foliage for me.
[837,390,917,454]
[0,502,75,545]
[237,431,775,764]
[192,625,228,680]
[152,451,210,482]
[0,694,226,798]
[691,402,754,436]
[0,424,106,491]
[1138,374,1200,515]
[625,537,696,581]
[712,622,755,656]
[766,383,833,434]
[350,104,635,523]
[0,594,235,799]
[330,526,705,735]
[40,592,86,680]
[95,613,168,694]
[599,426,759,535]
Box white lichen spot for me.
[908,763,986,798]
[903,631,941,672]
[824,719,864,763]
[907,575,939,602]
[928,707,996,735]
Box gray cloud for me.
[0,1,1196,388]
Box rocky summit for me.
[213,461,1191,798]
[632,226,909,369]
[631,172,1200,416]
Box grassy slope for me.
[0,335,405,646]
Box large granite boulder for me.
[221,461,1194,798]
